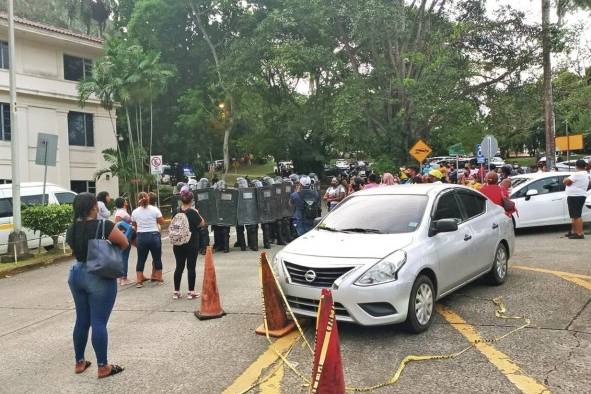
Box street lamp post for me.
[7,0,29,261]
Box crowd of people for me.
[62,156,590,379]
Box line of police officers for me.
[173,174,320,254]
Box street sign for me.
[480,135,498,159]
[555,134,584,151]
[409,139,432,163]
[35,133,58,167]
[448,143,465,156]
[150,155,163,174]
[476,144,485,164]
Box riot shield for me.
[281,183,293,218]
[214,188,238,226]
[271,183,284,221]
[194,188,216,224]
[237,187,259,225]
[257,186,275,223]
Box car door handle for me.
[492,223,499,229]
[464,234,472,241]
[551,198,563,201]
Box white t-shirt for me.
[97,201,111,220]
[565,171,590,197]
[131,205,163,233]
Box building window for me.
[64,54,92,81]
[0,179,11,184]
[70,180,96,194]
[68,112,94,147]
[0,41,8,69]
[0,102,10,141]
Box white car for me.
[510,172,591,228]
[273,184,514,332]
[0,182,76,254]
[335,159,350,170]
[489,156,505,167]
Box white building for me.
[0,14,118,197]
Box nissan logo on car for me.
[304,270,317,283]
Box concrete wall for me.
[0,24,118,196]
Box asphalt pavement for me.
[0,225,589,393]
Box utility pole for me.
[542,0,556,170]
[7,0,29,261]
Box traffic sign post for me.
[480,135,498,172]
[35,133,58,251]
[150,155,163,207]
[409,139,432,172]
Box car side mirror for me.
[429,218,458,236]
[525,189,538,201]
[313,217,322,227]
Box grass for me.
[0,247,71,277]
[213,161,276,185]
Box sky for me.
[488,0,591,74]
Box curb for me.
[0,254,73,279]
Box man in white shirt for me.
[563,159,590,239]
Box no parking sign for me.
[150,155,163,174]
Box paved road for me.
[0,226,589,393]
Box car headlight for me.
[355,250,407,286]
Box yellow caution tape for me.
[246,258,533,393]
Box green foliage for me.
[22,205,73,248]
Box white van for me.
[0,182,77,254]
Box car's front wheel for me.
[405,275,435,333]
[487,243,508,285]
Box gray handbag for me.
[86,220,124,279]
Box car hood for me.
[282,229,414,259]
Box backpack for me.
[169,211,192,246]
[300,191,320,220]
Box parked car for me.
[273,184,514,332]
[0,183,76,254]
[510,172,591,228]
[335,159,350,170]
[489,156,505,167]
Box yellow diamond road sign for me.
[409,139,432,163]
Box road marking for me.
[260,364,284,394]
[437,305,549,394]
[513,265,591,291]
[223,330,300,394]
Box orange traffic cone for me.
[194,246,225,320]
[309,288,345,394]
[255,252,296,337]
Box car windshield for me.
[511,178,529,189]
[319,194,428,234]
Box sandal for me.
[186,291,200,300]
[98,364,124,379]
[75,360,91,374]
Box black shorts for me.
[567,196,586,219]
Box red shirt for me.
[479,184,506,207]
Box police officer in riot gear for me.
[212,179,231,253]
[234,177,249,251]
[195,178,210,255]
[255,178,273,249]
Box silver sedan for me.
[273,184,514,333]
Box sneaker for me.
[120,279,132,286]
[172,291,182,300]
[568,234,585,239]
[186,291,200,300]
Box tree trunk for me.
[542,0,556,170]
[125,107,140,194]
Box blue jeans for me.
[68,262,117,366]
[295,220,313,236]
[121,245,131,278]
[136,232,162,272]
